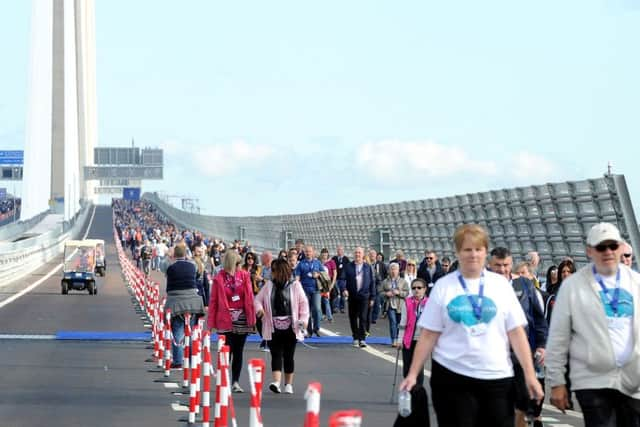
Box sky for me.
[1,0,640,217]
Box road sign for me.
[123,187,141,201]
[0,150,24,165]
[84,165,163,179]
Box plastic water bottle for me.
[534,351,545,379]
[398,390,411,417]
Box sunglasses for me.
[595,242,619,252]
[425,257,434,260]
[623,253,632,258]
[411,286,424,290]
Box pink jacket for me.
[207,269,256,331]
[401,296,428,350]
[254,279,309,341]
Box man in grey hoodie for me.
[547,223,640,425]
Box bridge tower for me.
[21,0,97,221]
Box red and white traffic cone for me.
[248,359,266,427]
[214,345,231,427]
[188,327,201,425]
[182,313,192,389]
[329,410,363,427]
[164,309,172,377]
[304,382,322,427]
[202,330,212,427]
[228,392,237,427]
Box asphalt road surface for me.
[0,205,585,427]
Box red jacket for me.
[207,269,256,331]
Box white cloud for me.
[356,140,498,182]
[192,140,274,177]
[510,151,556,180]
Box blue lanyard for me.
[592,265,621,315]
[457,271,485,320]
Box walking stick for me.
[390,344,401,403]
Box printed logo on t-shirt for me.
[599,289,634,318]
[446,295,498,326]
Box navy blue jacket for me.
[166,259,197,292]
[344,262,376,301]
[511,276,548,350]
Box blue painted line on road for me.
[54,331,392,344]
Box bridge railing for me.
[0,210,49,242]
[0,203,93,289]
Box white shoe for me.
[231,382,244,393]
[284,384,294,394]
[269,382,281,393]
[352,340,359,347]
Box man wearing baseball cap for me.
[546,222,640,424]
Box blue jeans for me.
[387,307,401,342]
[334,279,346,311]
[371,292,385,322]
[321,295,333,320]
[171,314,197,365]
[304,288,322,334]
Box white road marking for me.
[319,327,339,337]
[163,383,179,389]
[171,402,189,412]
[0,206,96,310]
[0,334,56,340]
[541,417,559,422]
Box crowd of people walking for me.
[113,199,640,427]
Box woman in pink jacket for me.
[255,258,309,394]
[208,251,256,393]
[398,278,429,386]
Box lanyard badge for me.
[457,271,485,321]
[592,265,621,315]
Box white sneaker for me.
[352,340,359,347]
[269,382,281,393]
[231,382,244,393]
[284,384,294,394]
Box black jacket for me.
[332,255,350,281]
[417,260,445,295]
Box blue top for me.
[295,258,323,291]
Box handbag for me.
[316,271,332,293]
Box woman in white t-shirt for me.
[399,224,543,426]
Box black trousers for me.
[576,388,640,427]
[268,327,297,374]
[348,296,369,341]
[225,333,248,383]
[430,360,514,427]
[402,340,424,386]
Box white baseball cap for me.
[586,222,622,246]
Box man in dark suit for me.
[417,250,445,296]
[331,245,350,313]
[344,247,376,348]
